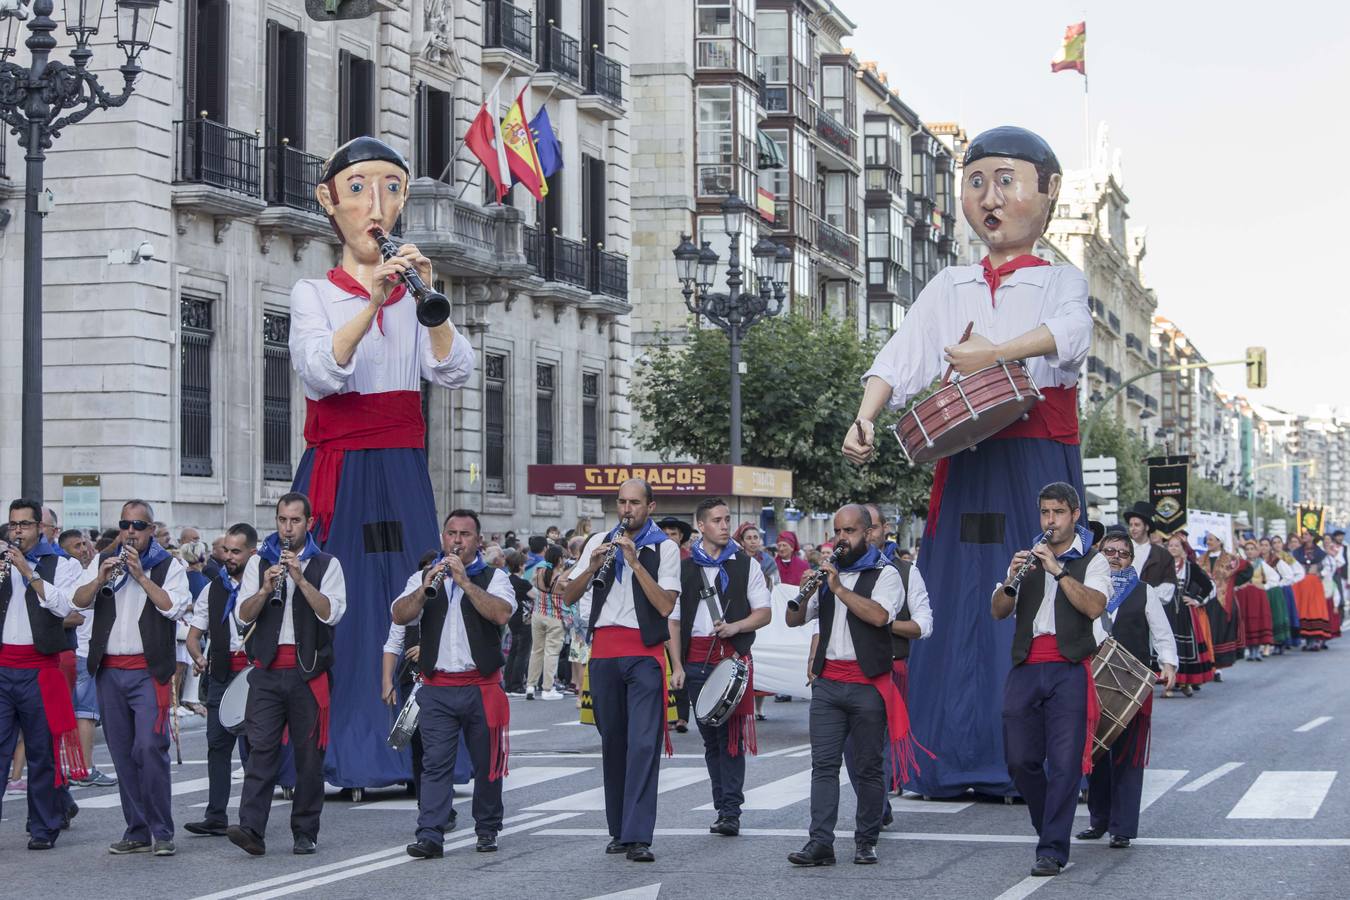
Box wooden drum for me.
[888,361,1042,464]
[1090,636,1155,760]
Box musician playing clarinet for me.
[229,493,346,857]
[991,483,1108,877]
[842,127,1093,801]
[392,510,515,859]
[667,497,771,838]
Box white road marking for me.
[891,795,972,814]
[526,767,707,811]
[529,827,1350,847]
[992,864,1074,900]
[1294,716,1332,733]
[81,775,215,808]
[1227,771,1336,819]
[699,769,812,811]
[1178,762,1243,792]
[583,884,662,900]
[191,796,291,811]
[508,728,546,737]
[352,766,592,810]
[755,742,814,759]
[1075,769,1187,817]
[512,752,708,760]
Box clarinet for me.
[787,542,851,612]
[368,226,451,327]
[590,516,634,590]
[0,535,13,594]
[424,555,452,600]
[269,538,291,607]
[1003,529,1055,597]
[99,543,132,600]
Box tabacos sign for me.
[582,466,710,492]
[527,464,792,498]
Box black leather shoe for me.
[853,843,878,865]
[1031,856,1062,876]
[709,817,740,836]
[626,842,655,862]
[184,820,229,837]
[62,801,78,829]
[405,839,443,859]
[226,825,266,857]
[476,833,498,853]
[605,837,628,854]
[787,841,836,867]
[292,834,316,855]
[881,809,894,827]
[1076,826,1106,841]
[27,838,55,850]
[1110,835,1131,849]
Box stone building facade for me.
[0,0,634,537]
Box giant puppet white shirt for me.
[288,277,476,400]
[861,263,1092,409]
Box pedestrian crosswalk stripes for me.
[1226,771,1337,819]
[525,766,709,811]
[698,768,811,811]
[1073,769,1188,818]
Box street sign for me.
[1082,455,1119,524]
[61,474,101,532]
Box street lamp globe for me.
[773,243,791,289]
[750,236,777,283]
[0,13,20,60]
[720,193,749,240]
[62,0,107,51]
[672,233,699,288]
[114,0,161,65]
[696,241,719,292]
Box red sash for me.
[592,626,673,757]
[303,390,425,541]
[265,646,331,750]
[229,650,251,673]
[686,636,757,757]
[820,659,932,789]
[1024,635,1100,775]
[423,669,511,780]
[0,645,89,786]
[102,654,174,737]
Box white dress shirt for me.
[75,556,192,654]
[862,263,1091,409]
[394,566,515,673]
[803,565,903,662]
[1019,535,1111,637]
[383,621,408,657]
[289,277,476,400]
[1094,581,1180,668]
[187,581,245,653]
[668,544,772,637]
[571,532,682,629]
[235,553,347,641]
[897,562,934,640]
[1,555,82,646]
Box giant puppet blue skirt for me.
[294,446,475,788]
[906,436,1086,799]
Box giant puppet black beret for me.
[963,126,1062,176]
[320,136,410,183]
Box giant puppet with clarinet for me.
[842,126,1093,798]
[287,136,476,790]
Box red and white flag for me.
[464,87,512,202]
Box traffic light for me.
[1246,346,1267,389]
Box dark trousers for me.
[685,660,745,818]
[589,655,664,845]
[202,673,295,825]
[0,666,63,842]
[504,622,532,693]
[809,677,886,847]
[97,666,173,842]
[1087,714,1146,838]
[1003,661,1088,864]
[238,666,324,842]
[416,683,503,842]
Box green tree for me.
[630,314,932,514]
[1079,412,1150,508]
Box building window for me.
[582,371,600,465]
[184,0,229,121]
[696,0,753,75]
[485,353,507,493]
[821,64,845,119]
[262,312,292,482]
[414,83,453,183]
[180,296,214,477]
[338,49,376,145]
[536,363,556,465]
[697,84,732,197]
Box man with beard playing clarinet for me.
[229,493,346,857]
[668,497,771,838]
[562,478,680,863]
[394,510,515,858]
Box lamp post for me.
[672,194,790,465]
[0,0,162,501]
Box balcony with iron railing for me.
[1087,355,1103,376]
[538,21,581,92]
[265,142,324,215]
[813,105,854,165]
[1126,333,1144,353]
[1145,394,1159,411]
[1147,347,1158,365]
[398,177,531,281]
[1107,311,1121,334]
[865,165,904,200]
[1106,367,1122,387]
[521,226,630,302]
[814,216,858,268]
[1127,384,1145,403]
[171,117,267,227]
[580,47,624,117]
[483,0,533,63]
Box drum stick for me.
[941,321,975,385]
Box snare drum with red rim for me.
[889,361,1042,464]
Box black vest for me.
[677,553,755,662]
[87,553,177,682]
[811,567,892,678]
[1108,581,1151,666]
[0,556,65,656]
[245,554,335,682]
[589,542,668,647]
[890,560,913,661]
[204,576,239,684]
[418,568,504,676]
[1010,550,1100,665]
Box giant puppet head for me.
[316,136,411,265]
[961,126,1062,256]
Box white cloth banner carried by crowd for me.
[1187,509,1234,554]
[748,584,818,700]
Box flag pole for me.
[437,63,525,187]
[1082,72,1090,170]
[453,74,557,204]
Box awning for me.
[757,130,787,170]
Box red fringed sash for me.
[102,654,173,737]
[592,626,673,757]
[1025,635,1099,775]
[820,659,932,790]
[686,636,756,758]
[266,646,331,750]
[424,669,512,781]
[0,645,89,786]
[1123,689,1153,768]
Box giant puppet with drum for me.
[842,126,1092,798]
[287,136,477,791]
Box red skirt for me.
[1236,584,1274,647]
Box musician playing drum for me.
[842,126,1092,801]
[392,510,515,859]
[667,497,771,838]
[991,483,1108,878]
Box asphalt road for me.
[5,645,1350,900]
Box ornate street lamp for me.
[0,0,162,500]
[672,194,790,464]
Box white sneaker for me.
[538,689,564,701]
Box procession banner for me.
[1186,509,1233,554]
[1147,455,1189,536]
[1296,504,1325,537]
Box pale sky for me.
[846,1,1350,415]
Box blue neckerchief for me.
[217,568,241,623]
[258,532,321,566]
[881,540,899,562]
[1107,565,1140,614]
[690,539,740,592]
[611,519,667,584]
[23,537,58,565]
[817,545,883,602]
[1055,525,1096,562]
[108,539,171,594]
[432,552,488,599]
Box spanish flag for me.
[500,88,548,201]
[1050,21,1086,75]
